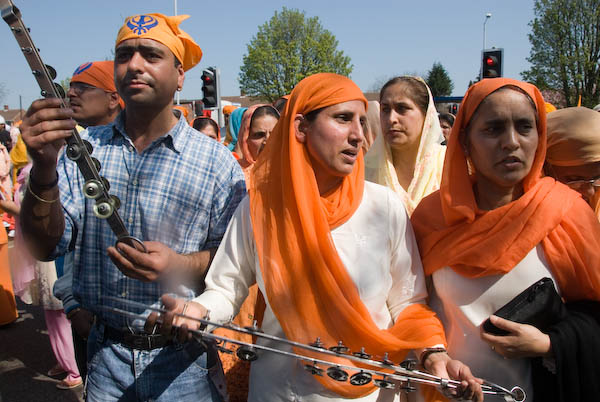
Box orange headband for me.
[116,13,202,71]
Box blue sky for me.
[0,0,534,109]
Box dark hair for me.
[465,85,538,134]
[439,112,455,127]
[193,117,219,135]
[304,107,325,122]
[174,57,181,68]
[272,97,288,114]
[380,76,429,116]
[250,105,280,127]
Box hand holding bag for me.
[482,277,566,336]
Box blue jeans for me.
[85,322,225,402]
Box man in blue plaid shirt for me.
[19,13,245,402]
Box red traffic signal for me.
[201,68,218,108]
[482,49,503,79]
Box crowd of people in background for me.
[0,9,599,402]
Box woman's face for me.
[380,83,426,150]
[200,124,218,141]
[247,114,278,160]
[296,100,366,192]
[440,119,453,142]
[549,161,600,205]
[464,88,539,193]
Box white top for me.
[195,182,430,402]
[430,245,559,402]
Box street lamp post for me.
[482,13,492,80]
[483,13,492,51]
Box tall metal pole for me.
[174,0,180,105]
[482,13,492,80]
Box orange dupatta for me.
[250,73,446,398]
[411,78,600,302]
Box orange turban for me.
[116,13,202,71]
[411,78,600,303]
[544,102,557,114]
[250,73,446,398]
[71,61,124,109]
[173,105,189,120]
[222,105,237,115]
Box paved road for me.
[0,300,83,402]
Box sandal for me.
[56,377,83,390]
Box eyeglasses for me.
[69,82,106,96]
[564,177,600,192]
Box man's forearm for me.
[177,248,217,289]
[20,168,65,260]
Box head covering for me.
[546,107,600,167]
[365,77,446,215]
[411,78,600,303]
[0,116,5,125]
[71,61,124,109]
[173,105,189,121]
[545,102,557,114]
[362,100,381,152]
[116,13,202,72]
[250,73,446,398]
[225,107,246,151]
[191,116,220,142]
[222,105,237,115]
[237,104,269,169]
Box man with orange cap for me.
[19,13,244,401]
[67,61,124,127]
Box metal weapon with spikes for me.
[104,296,526,401]
[1,0,145,251]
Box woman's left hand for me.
[425,352,484,401]
[480,315,552,359]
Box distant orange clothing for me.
[213,284,258,402]
[0,226,17,325]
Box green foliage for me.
[425,62,454,97]
[522,0,600,107]
[239,8,353,102]
[59,78,71,98]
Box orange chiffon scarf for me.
[250,73,446,398]
[411,78,600,303]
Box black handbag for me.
[482,277,566,336]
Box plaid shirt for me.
[51,113,246,329]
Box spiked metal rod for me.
[102,297,526,401]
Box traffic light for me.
[451,104,458,115]
[481,48,503,79]
[201,67,218,108]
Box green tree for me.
[239,8,353,102]
[59,77,71,98]
[522,0,600,107]
[425,62,454,97]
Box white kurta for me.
[195,182,430,402]
[430,245,559,402]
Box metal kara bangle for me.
[27,179,59,204]
[419,347,447,368]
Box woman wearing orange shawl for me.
[412,78,600,402]
[155,73,482,402]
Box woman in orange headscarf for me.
[153,73,483,402]
[412,78,600,402]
